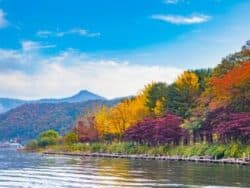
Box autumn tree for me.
[95,95,149,140]
[142,82,168,117]
[203,107,250,144]
[211,61,250,111]
[167,71,200,118]
[193,69,212,92]
[124,114,187,146]
[74,112,99,142]
[95,106,112,137]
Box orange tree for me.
[211,61,250,111]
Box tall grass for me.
[39,142,250,159]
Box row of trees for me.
[73,42,250,145]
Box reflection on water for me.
[0,149,249,187]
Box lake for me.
[0,149,249,187]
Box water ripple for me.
[0,150,249,188]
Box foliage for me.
[95,95,149,139]
[142,82,168,116]
[37,130,61,147]
[38,129,60,139]
[36,142,250,159]
[124,114,187,145]
[211,62,250,109]
[203,107,250,144]
[74,114,99,142]
[212,42,250,78]
[167,71,200,118]
[64,132,79,144]
[25,41,250,154]
[193,69,212,92]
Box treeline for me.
[75,42,249,146]
[28,41,250,150]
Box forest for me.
[28,42,250,158]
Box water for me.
[0,149,249,188]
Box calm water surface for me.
[0,149,249,188]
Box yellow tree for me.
[95,95,149,139]
[95,106,112,136]
[175,71,200,98]
[153,99,166,117]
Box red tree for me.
[124,114,188,145]
[203,107,250,144]
[74,116,99,142]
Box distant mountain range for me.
[0,90,106,113]
[0,98,121,143]
[0,90,123,142]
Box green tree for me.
[193,68,212,92]
[38,129,60,139]
[37,129,60,147]
[64,132,79,144]
[142,82,168,116]
[167,71,200,118]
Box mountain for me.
[0,90,105,113]
[0,99,26,114]
[0,99,119,143]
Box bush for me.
[37,129,61,147]
[64,132,78,144]
[224,144,241,158]
[90,143,108,153]
[38,130,60,139]
[38,137,57,147]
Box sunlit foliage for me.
[211,62,250,110]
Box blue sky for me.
[0,0,250,99]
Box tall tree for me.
[142,82,168,116]
[95,95,149,140]
[211,61,250,111]
[167,71,200,118]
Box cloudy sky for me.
[0,0,250,99]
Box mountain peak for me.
[0,90,106,113]
[72,90,106,101]
[77,90,92,95]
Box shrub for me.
[64,132,79,144]
[90,143,107,153]
[37,129,61,147]
[38,130,60,139]
[38,137,55,147]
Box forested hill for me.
[0,90,105,113]
[0,99,119,142]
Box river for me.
[0,149,249,187]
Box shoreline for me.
[42,151,250,166]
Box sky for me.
[0,0,250,99]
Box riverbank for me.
[43,151,250,166]
[26,142,250,166]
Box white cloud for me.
[21,40,56,52]
[0,49,182,99]
[0,9,8,28]
[164,0,179,4]
[37,28,101,38]
[151,14,210,25]
[36,30,53,38]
